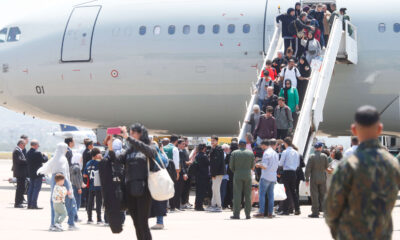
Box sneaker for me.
[87,220,94,224]
[104,223,109,227]
[54,224,63,231]
[68,225,79,231]
[294,210,301,216]
[211,207,222,212]
[150,224,164,230]
[206,206,215,211]
[308,214,319,218]
[49,225,57,232]
[169,209,176,213]
[97,221,104,225]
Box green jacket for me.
[279,88,299,112]
[163,143,174,160]
[229,148,255,178]
[325,139,400,240]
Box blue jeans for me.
[27,177,42,207]
[50,174,76,227]
[65,195,77,226]
[220,179,228,206]
[72,185,81,221]
[156,216,163,225]
[259,179,275,215]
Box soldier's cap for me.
[355,105,380,126]
[314,142,323,148]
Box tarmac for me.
[1,159,399,240]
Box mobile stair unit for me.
[238,17,358,158]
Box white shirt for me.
[280,67,301,88]
[344,145,358,158]
[172,146,180,170]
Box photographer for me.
[107,124,156,240]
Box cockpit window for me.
[7,27,21,42]
[0,28,7,43]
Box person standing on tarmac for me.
[229,140,255,220]
[278,137,301,216]
[194,144,210,211]
[208,135,225,212]
[305,142,329,218]
[325,105,400,240]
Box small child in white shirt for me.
[52,173,68,231]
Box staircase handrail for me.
[238,24,282,141]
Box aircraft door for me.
[61,6,101,62]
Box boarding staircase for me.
[238,17,358,159]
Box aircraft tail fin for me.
[60,124,79,132]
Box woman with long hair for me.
[107,123,156,240]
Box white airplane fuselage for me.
[0,0,399,136]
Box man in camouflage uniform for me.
[229,140,255,220]
[325,105,400,240]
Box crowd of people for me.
[9,105,400,240]
[252,2,351,138]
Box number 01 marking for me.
[35,86,45,94]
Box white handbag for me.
[274,183,287,201]
[147,156,175,201]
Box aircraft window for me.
[394,23,400,33]
[153,25,161,35]
[0,28,7,43]
[378,23,386,33]
[168,25,175,35]
[139,26,146,35]
[183,25,190,35]
[228,24,235,34]
[243,24,251,33]
[7,27,21,42]
[198,25,205,34]
[213,24,220,34]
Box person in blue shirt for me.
[83,148,103,224]
[254,139,279,218]
[278,137,301,216]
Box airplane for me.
[51,124,97,145]
[0,0,399,140]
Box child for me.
[83,148,103,224]
[53,173,68,231]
